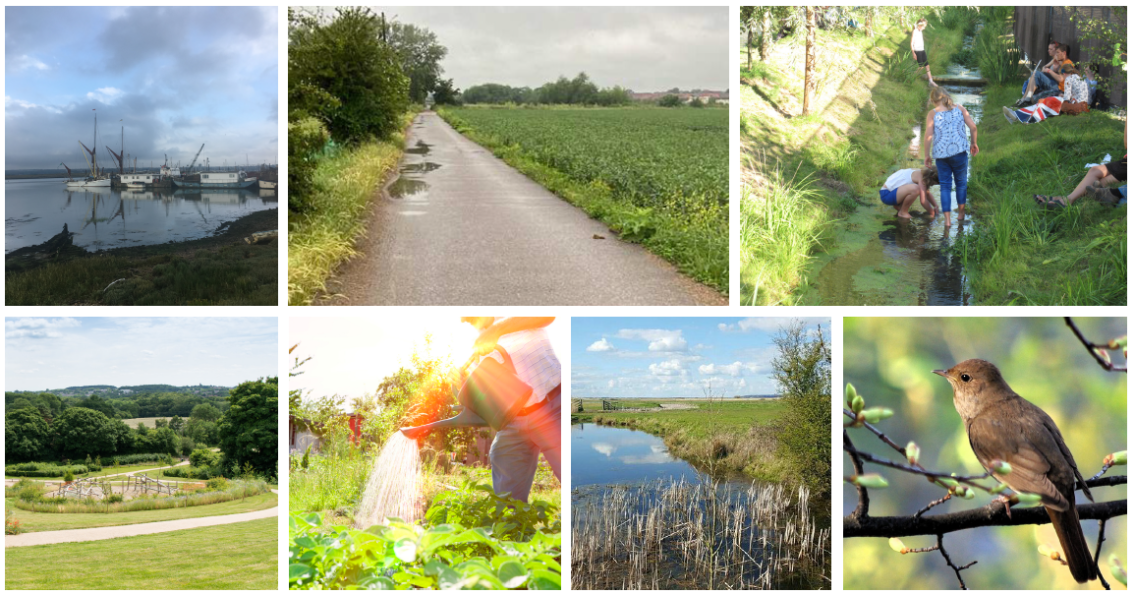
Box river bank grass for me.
[288,113,413,305]
[5,209,277,305]
[956,19,1126,304]
[574,399,793,484]
[740,18,965,304]
[437,107,728,295]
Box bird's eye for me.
[961,374,971,382]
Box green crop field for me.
[439,106,729,292]
[120,417,169,428]
[5,517,278,589]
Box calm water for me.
[5,178,277,253]
[571,423,700,487]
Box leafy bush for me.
[63,469,74,483]
[424,481,560,543]
[287,117,330,212]
[206,477,231,492]
[4,463,89,477]
[6,507,23,535]
[189,448,221,469]
[163,465,221,480]
[289,513,561,590]
[106,494,124,504]
[8,479,44,503]
[179,437,196,457]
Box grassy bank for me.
[740,16,966,304]
[955,17,1126,304]
[5,209,277,305]
[5,492,276,532]
[574,399,792,483]
[288,113,413,305]
[438,107,728,294]
[6,517,278,589]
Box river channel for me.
[802,32,986,305]
[5,178,277,253]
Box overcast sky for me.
[324,6,728,91]
[573,318,831,399]
[6,317,278,390]
[5,7,278,171]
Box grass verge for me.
[4,492,276,532]
[5,209,277,305]
[287,113,413,305]
[5,517,277,589]
[437,109,728,294]
[956,85,1126,304]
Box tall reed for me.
[571,478,829,589]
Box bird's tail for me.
[1046,506,1098,583]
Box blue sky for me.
[5,7,278,170]
[572,317,830,399]
[6,317,278,390]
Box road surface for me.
[320,112,726,305]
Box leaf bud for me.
[846,383,858,409]
[1014,492,1043,506]
[861,407,894,424]
[905,441,920,465]
[889,537,907,553]
[990,460,1012,475]
[853,474,889,489]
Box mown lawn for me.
[6,492,277,532]
[5,517,278,589]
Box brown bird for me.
[934,358,1097,583]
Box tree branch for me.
[844,430,869,520]
[845,496,1127,538]
[1065,317,1126,373]
[1094,518,1111,590]
[937,534,977,589]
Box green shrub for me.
[5,463,90,477]
[206,477,231,491]
[5,507,24,535]
[179,437,196,457]
[163,465,222,480]
[63,469,74,483]
[424,480,560,543]
[189,448,221,469]
[106,494,124,504]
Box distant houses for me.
[631,89,729,105]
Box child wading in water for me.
[924,86,979,226]
[879,166,940,218]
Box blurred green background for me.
[843,317,1127,590]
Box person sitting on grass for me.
[1034,121,1126,208]
[1017,41,1064,106]
[924,86,979,227]
[1002,62,1088,124]
[879,165,940,219]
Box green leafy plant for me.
[289,513,561,590]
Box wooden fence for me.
[1013,6,1126,107]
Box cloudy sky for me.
[573,318,831,399]
[6,317,278,390]
[291,316,567,402]
[348,6,728,91]
[6,6,278,171]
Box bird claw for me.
[995,495,1013,518]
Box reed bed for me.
[12,479,269,514]
[572,478,829,590]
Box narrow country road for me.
[5,490,279,548]
[319,111,726,305]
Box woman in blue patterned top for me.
[923,86,979,227]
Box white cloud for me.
[86,86,124,103]
[607,379,616,388]
[719,317,831,333]
[649,359,687,378]
[698,361,760,376]
[586,338,615,352]
[6,318,81,339]
[616,329,688,352]
[11,54,49,72]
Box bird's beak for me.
[932,369,948,378]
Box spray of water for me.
[355,433,423,529]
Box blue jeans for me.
[1022,71,1058,96]
[936,151,968,213]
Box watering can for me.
[400,346,533,439]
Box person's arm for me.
[911,31,917,59]
[961,106,979,156]
[923,111,935,167]
[471,317,555,359]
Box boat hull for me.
[65,178,111,188]
[259,180,277,190]
[171,179,257,189]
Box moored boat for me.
[171,170,257,189]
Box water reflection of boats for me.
[173,188,259,204]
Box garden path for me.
[5,490,279,548]
[319,111,725,306]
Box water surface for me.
[571,423,700,487]
[5,178,275,253]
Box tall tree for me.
[387,21,449,104]
[53,408,117,459]
[217,377,279,477]
[772,321,831,497]
[802,6,817,116]
[5,408,51,461]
